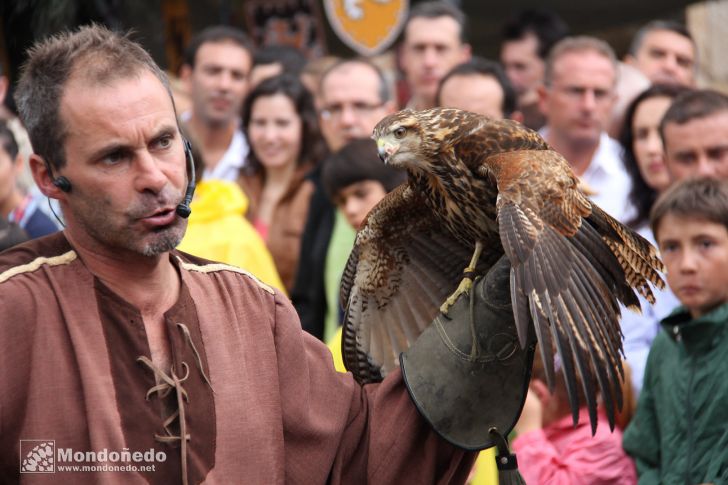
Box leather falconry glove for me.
[401,255,535,485]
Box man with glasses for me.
[318,59,396,152]
[538,36,634,223]
[292,58,396,344]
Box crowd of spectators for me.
[1,2,727,483]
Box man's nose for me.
[215,70,233,91]
[581,90,596,111]
[423,47,439,68]
[339,105,358,125]
[135,151,168,194]
[695,156,717,178]
[661,55,680,74]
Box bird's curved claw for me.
[440,276,475,315]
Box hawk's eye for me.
[393,127,406,139]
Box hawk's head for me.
[372,110,423,170]
[372,108,465,172]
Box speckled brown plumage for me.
[342,107,666,430]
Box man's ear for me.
[29,154,65,200]
[624,54,637,68]
[460,43,472,63]
[509,109,525,124]
[179,64,193,88]
[383,100,397,116]
[536,83,549,114]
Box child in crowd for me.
[320,137,406,368]
[511,348,637,484]
[623,177,728,483]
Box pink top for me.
[512,407,637,485]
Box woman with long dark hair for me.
[239,74,328,291]
[620,83,689,230]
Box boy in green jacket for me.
[623,177,728,484]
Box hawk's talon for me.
[440,276,475,315]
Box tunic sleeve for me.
[271,293,476,484]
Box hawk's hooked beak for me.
[376,138,389,164]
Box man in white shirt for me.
[180,26,252,181]
[538,36,634,223]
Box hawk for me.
[341,107,665,429]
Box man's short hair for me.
[322,138,406,200]
[436,57,517,116]
[543,36,618,87]
[14,24,172,170]
[252,44,308,76]
[0,119,19,161]
[319,58,391,103]
[650,177,728,237]
[659,89,728,139]
[404,1,467,43]
[628,20,695,57]
[183,25,253,68]
[501,9,570,59]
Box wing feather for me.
[341,184,491,383]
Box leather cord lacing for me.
[137,322,213,485]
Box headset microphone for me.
[175,138,196,219]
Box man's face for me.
[658,214,728,318]
[501,33,544,103]
[438,73,505,119]
[186,40,251,127]
[664,111,728,181]
[629,29,695,87]
[319,63,394,152]
[54,70,187,258]
[539,50,617,147]
[335,180,388,230]
[400,16,470,108]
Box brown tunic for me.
[0,233,474,484]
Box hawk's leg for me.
[440,241,484,315]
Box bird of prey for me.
[341,107,665,429]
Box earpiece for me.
[53,176,72,193]
[44,160,72,193]
[175,138,196,219]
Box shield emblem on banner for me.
[324,0,408,56]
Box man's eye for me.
[102,150,126,165]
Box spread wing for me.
[488,148,665,431]
[340,183,497,383]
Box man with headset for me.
[0,25,520,484]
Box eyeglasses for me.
[320,101,386,120]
